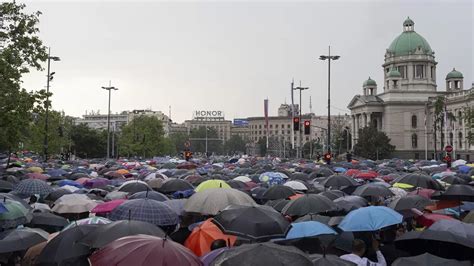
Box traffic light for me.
[293,117,300,131]
[304,120,310,135]
[324,153,332,164]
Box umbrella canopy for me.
[334,195,368,212]
[184,219,236,257]
[282,194,338,217]
[0,227,48,253]
[338,206,403,232]
[318,190,346,201]
[431,185,474,201]
[184,188,256,216]
[429,219,474,239]
[91,199,126,214]
[352,183,394,197]
[392,253,471,266]
[83,178,110,189]
[320,175,359,188]
[37,224,99,265]
[233,176,252,183]
[212,205,290,241]
[13,179,53,197]
[395,229,474,260]
[388,195,433,213]
[159,178,194,194]
[284,221,337,240]
[284,180,308,191]
[109,198,179,227]
[89,235,203,266]
[52,195,97,214]
[45,188,73,202]
[259,172,287,186]
[63,217,111,230]
[80,220,165,249]
[0,180,13,192]
[310,254,356,266]
[118,180,152,194]
[128,190,169,201]
[394,174,443,190]
[416,212,456,227]
[262,185,296,200]
[210,242,313,266]
[0,199,32,229]
[27,212,68,232]
[408,188,436,199]
[195,180,231,192]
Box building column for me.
[352,115,356,149]
[355,114,360,142]
[363,113,367,128]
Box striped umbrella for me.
[13,179,53,197]
[109,199,179,227]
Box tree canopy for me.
[354,126,395,160]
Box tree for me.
[189,127,223,155]
[70,124,107,158]
[224,135,247,155]
[0,2,48,160]
[353,126,395,160]
[168,132,189,155]
[464,106,474,146]
[302,140,322,159]
[118,116,167,158]
[257,138,267,156]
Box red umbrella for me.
[408,188,436,199]
[355,171,378,180]
[345,169,360,177]
[89,235,202,266]
[177,162,197,170]
[91,199,126,214]
[416,212,456,227]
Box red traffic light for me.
[293,117,300,131]
[304,121,310,126]
[324,153,332,160]
[304,120,311,135]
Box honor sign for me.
[193,110,225,120]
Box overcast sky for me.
[20,0,473,123]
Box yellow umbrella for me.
[195,180,230,192]
[466,164,474,167]
[116,169,129,175]
[392,182,414,189]
[27,167,43,173]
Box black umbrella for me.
[320,175,359,188]
[388,195,433,212]
[295,214,343,227]
[118,181,152,194]
[0,180,13,192]
[310,168,335,178]
[226,180,248,190]
[431,185,474,202]
[26,212,68,233]
[282,194,338,217]
[310,254,357,266]
[392,252,471,266]
[265,199,290,212]
[158,178,193,194]
[262,185,296,200]
[333,196,368,212]
[291,172,310,181]
[80,220,165,248]
[212,205,290,241]
[318,190,346,201]
[352,183,394,197]
[395,229,474,260]
[441,175,468,185]
[0,227,48,253]
[37,224,99,265]
[45,188,72,202]
[128,190,169,201]
[393,174,443,190]
[211,242,313,266]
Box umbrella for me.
[159,178,194,194]
[441,175,468,185]
[195,180,231,192]
[354,171,378,180]
[128,190,169,201]
[388,195,433,213]
[184,219,236,257]
[13,179,53,197]
[52,195,97,214]
[163,198,186,216]
[311,168,335,178]
[259,172,287,186]
[393,174,443,190]
[83,178,110,189]
[310,254,357,266]
[431,185,474,201]
[89,235,203,266]
[45,188,73,202]
[320,175,359,188]
[91,199,126,214]
[284,180,308,191]
[37,224,99,265]
[395,229,474,260]
[210,242,312,266]
[318,190,346,201]
[338,206,402,232]
[429,219,474,239]
[26,212,68,232]
[262,185,296,200]
[0,227,48,253]
[63,217,111,230]
[284,221,337,240]
[80,220,165,248]
[463,211,474,223]
[104,191,128,201]
[265,199,290,212]
[0,199,32,229]
[184,188,256,216]
[212,205,290,241]
[233,176,252,183]
[109,198,179,227]
[0,180,13,192]
[118,180,152,194]
[282,194,338,216]
[416,212,456,227]
[408,188,436,199]
[392,253,471,266]
[352,183,394,197]
[333,195,368,212]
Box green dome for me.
[388,67,401,78]
[387,18,432,56]
[446,68,463,79]
[363,77,377,87]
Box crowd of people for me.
[0,151,473,265]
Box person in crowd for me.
[340,238,387,266]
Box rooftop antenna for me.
[310,96,313,114]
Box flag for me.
[264,99,269,149]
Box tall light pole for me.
[43,47,60,161]
[319,46,340,164]
[294,85,308,158]
[102,83,118,159]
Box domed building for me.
[348,17,473,160]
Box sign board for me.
[445,145,453,153]
[233,119,249,126]
[193,111,224,119]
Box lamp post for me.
[294,86,308,158]
[102,84,118,159]
[319,46,340,164]
[43,47,60,161]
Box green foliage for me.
[353,126,395,160]
[168,132,189,154]
[69,124,107,158]
[302,141,322,159]
[464,107,474,145]
[189,127,223,154]
[0,2,48,153]
[224,135,247,155]
[118,116,167,158]
[257,138,267,156]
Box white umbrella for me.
[61,185,79,192]
[389,187,408,198]
[118,180,148,190]
[233,176,252,183]
[52,196,97,214]
[184,188,256,215]
[452,159,467,168]
[55,194,89,203]
[284,180,308,191]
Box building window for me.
[455,81,460,89]
[411,115,417,128]
[258,125,262,129]
[458,111,463,126]
[397,65,406,79]
[459,132,463,148]
[275,124,278,128]
[281,130,284,135]
[448,81,452,89]
[282,124,285,129]
[287,124,291,128]
[449,132,453,145]
[414,65,424,79]
[269,124,273,128]
[287,130,290,134]
[412,133,418,148]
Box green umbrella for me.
[0,199,32,229]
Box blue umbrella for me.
[259,172,287,186]
[47,169,68,177]
[0,203,8,214]
[458,165,471,174]
[338,206,403,232]
[334,167,347,173]
[58,180,83,188]
[285,221,337,240]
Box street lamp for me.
[43,47,60,161]
[102,84,118,159]
[293,86,308,158]
[319,46,340,164]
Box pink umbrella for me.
[416,212,456,227]
[408,188,436,199]
[91,199,126,214]
[26,173,49,180]
[76,177,91,185]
